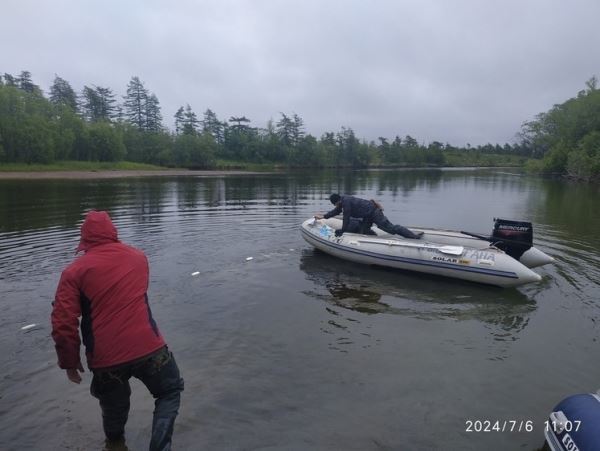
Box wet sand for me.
[0,169,269,179]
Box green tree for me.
[290,134,321,166]
[0,131,5,161]
[87,122,125,161]
[17,71,40,94]
[426,141,445,165]
[224,116,254,160]
[174,105,201,135]
[95,86,117,121]
[172,133,215,168]
[49,75,78,111]
[10,116,55,163]
[260,119,285,161]
[81,86,117,122]
[144,93,163,132]
[3,73,17,87]
[183,105,200,135]
[121,124,171,164]
[521,76,600,177]
[319,132,337,165]
[229,116,251,129]
[124,76,148,129]
[276,113,294,147]
[202,108,224,144]
[292,114,305,146]
[51,107,83,160]
[276,112,305,148]
[0,84,55,162]
[566,131,600,181]
[336,127,364,167]
[174,107,185,135]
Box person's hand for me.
[314,214,324,220]
[335,229,344,237]
[66,362,85,384]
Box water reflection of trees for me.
[0,178,173,232]
[0,179,120,232]
[532,178,600,240]
[0,168,541,235]
[299,249,536,340]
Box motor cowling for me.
[544,393,600,451]
[491,218,533,260]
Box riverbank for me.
[0,169,271,179]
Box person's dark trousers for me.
[91,347,184,451]
[347,218,377,235]
[371,209,421,239]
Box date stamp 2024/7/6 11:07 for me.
[465,419,582,433]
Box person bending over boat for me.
[314,193,423,239]
[51,210,184,451]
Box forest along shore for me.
[0,170,268,179]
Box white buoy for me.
[246,257,253,261]
[191,271,200,276]
[21,324,37,330]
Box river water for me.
[0,169,599,451]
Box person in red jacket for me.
[52,210,183,451]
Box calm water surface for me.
[1,169,599,451]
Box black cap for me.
[329,193,341,205]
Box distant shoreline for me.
[0,166,525,180]
[0,169,270,180]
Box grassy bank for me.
[0,161,165,172]
[0,154,531,173]
[443,152,529,167]
[213,159,282,171]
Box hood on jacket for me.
[76,211,119,253]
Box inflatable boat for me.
[544,392,600,451]
[300,217,554,288]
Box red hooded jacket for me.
[51,211,166,370]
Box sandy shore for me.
[0,169,268,179]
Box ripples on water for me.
[1,171,599,450]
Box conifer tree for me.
[3,73,17,87]
[95,86,117,121]
[174,107,185,135]
[144,93,162,132]
[123,76,148,129]
[202,109,224,143]
[80,86,116,122]
[182,105,200,135]
[276,113,294,146]
[17,71,39,94]
[292,113,305,146]
[49,75,78,111]
[80,86,100,122]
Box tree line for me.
[519,76,600,181]
[0,70,532,169]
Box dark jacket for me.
[51,211,166,370]
[324,195,377,233]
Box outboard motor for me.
[544,392,600,451]
[491,218,533,260]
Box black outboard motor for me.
[491,218,533,260]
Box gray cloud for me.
[2,0,599,146]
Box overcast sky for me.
[2,0,599,146]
